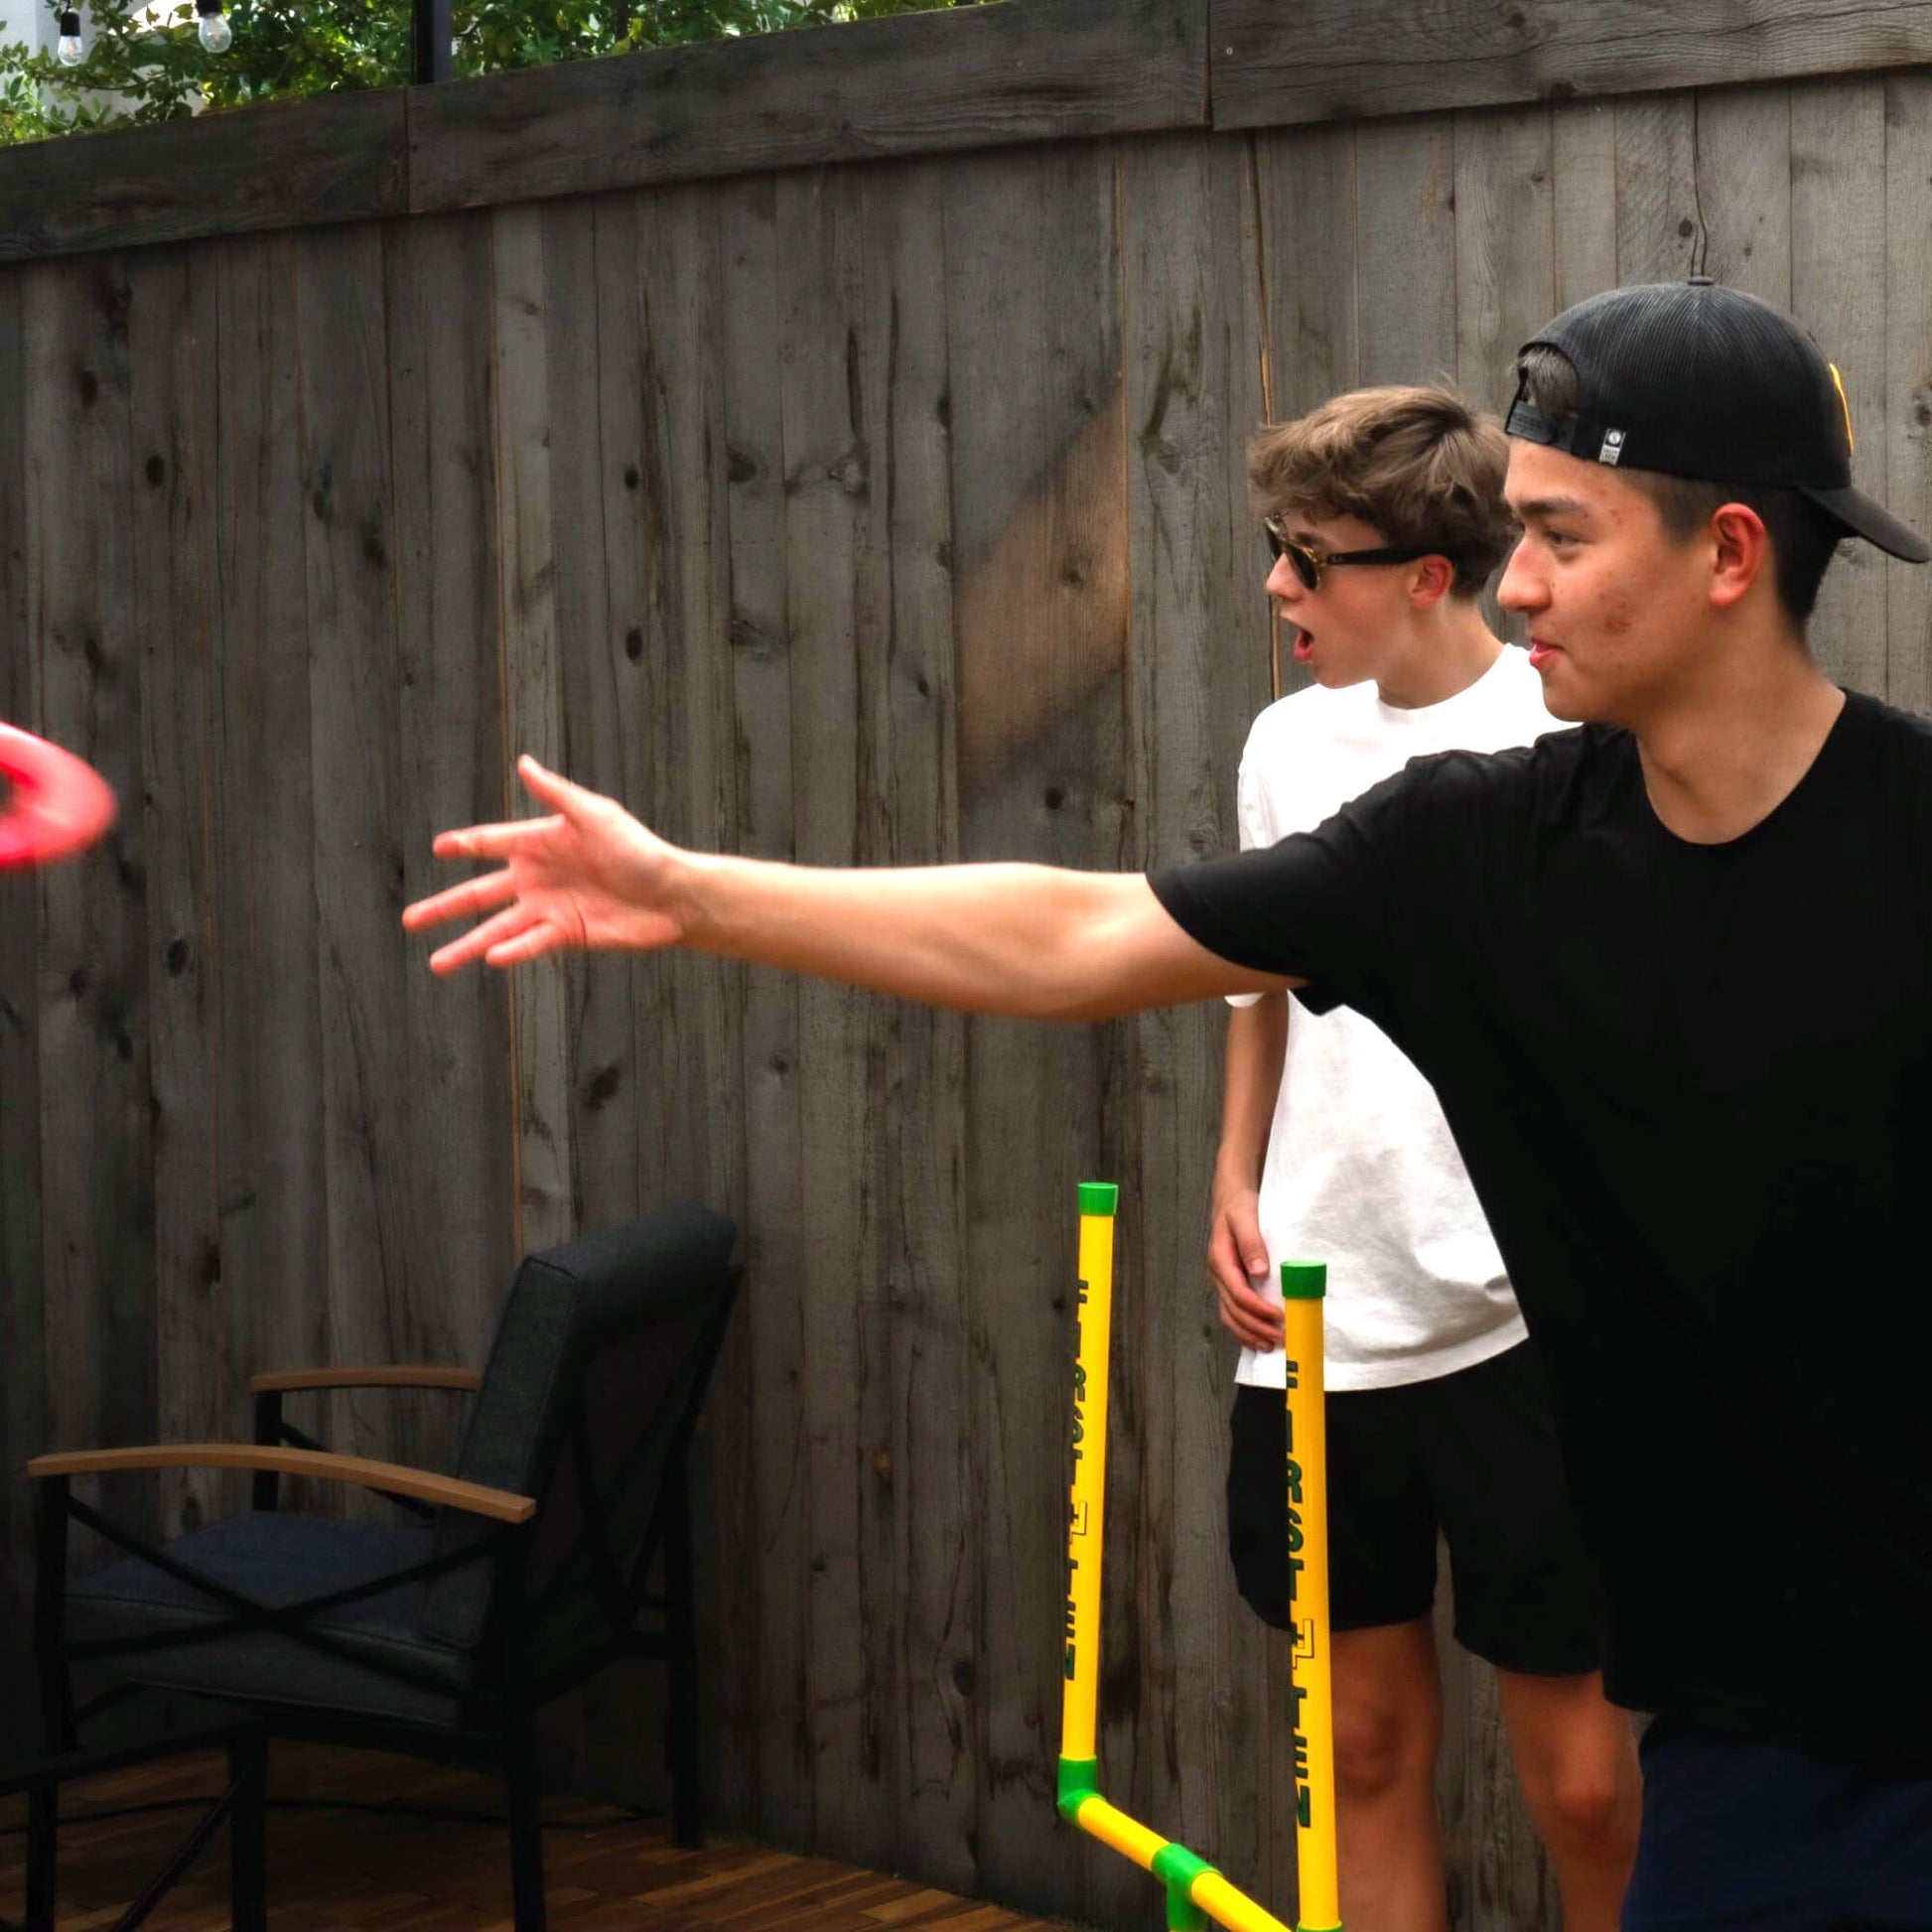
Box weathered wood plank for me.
[1884,74,1932,717]
[487,204,575,1256]
[942,137,1130,1925]
[0,90,407,264]
[408,0,1208,217]
[1452,108,1555,415]
[1552,101,1617,308]
[125,245,230,1541]
[23,255,156,1540]
[0,264,46,1747]
[851,157,978,1894]
[1254,125,1357,422]
[1792,78,1888,698]
[718,169,815,1847]
[1691,85,1793,306]
[205,232,331,1510]
[1119,123,1273,1914]
[1211,0,1932,133]
[1356,118,1456,388]
[772,159,897,1869]
[1612,94,1701,285]
[383,209,516,1477]
[292,223,414,1470]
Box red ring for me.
[0,723,118,872]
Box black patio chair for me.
[29,1203,739,1932]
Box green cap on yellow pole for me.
[1078,1181,1119,1216]
[1279,1260,1326,1301]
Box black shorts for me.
[1226,1339,1604,1676]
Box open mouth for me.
[1291,625,1312,663]
[1527,639,1562,668]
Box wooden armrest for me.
[249,1365,482,1395]
[27,1445,534,1525]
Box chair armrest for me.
[248,1365,482,1395]
[26,1444,534,1524]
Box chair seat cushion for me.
[68,1512,481,1725]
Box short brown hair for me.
[1514,345,1841,623]
[1248,384,1515,597]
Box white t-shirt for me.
[1227,644,1571,1392]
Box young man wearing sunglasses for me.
[408,280,1932,1930]
[1214,386,1639,1932]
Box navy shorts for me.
[1226,1339,1604,1676]
[1623,1721,1932,1930]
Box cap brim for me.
[1798,483,1932,563]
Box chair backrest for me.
[419,1203,738,1656]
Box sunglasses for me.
[1264,516,1437,592]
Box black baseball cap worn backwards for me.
[1505,278,1932,564]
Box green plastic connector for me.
[1077,1181,1119,1217]
[1153,1845,1215,1930]
[1055,1755,1098,1822]
[1279,1259,1327,1301]
[1165,1882,1209,1930]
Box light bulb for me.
[55,10,83,65]
[197,6,231,53]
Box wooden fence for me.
[3,3,1931,1923]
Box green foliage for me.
[0,0,990,144]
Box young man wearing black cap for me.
[407,281,1932,1928]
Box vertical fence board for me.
[1357,120,1457,388]
[718,170,816,1848]
[1612,94,1703,285]
[207,234,329,1498]
[1254,125,1358,420]
[489,205,576,1258]
[1792,79,1889,698]
[1692,87,1794,305]
[774,161,897,1867]
[856,156,980,1893]
[0,265,45,1743]
[1453,107,1556,414]
[127,247,228,1539]
[943,137,1132,1924]
[294,225,412,1468]
[385,210,515,1469]
[1552,102,1618,308]
[1886,75,1932,715]
[25,258,156,1554]
[1121,123,1276,1916]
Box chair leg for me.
[504,1712,547,1932]
[227,1730,268,1932]
[24,1779,56,1932]
[663,1455,704,1851]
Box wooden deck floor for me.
[0,1745,1069,1931]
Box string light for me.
[196,0,233,53]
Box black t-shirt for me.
[1153,688,1932,1774]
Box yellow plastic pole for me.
[1280,1261,1340,1932]
[1060,1180,1117,1774]
[1057,1185,1297,1932]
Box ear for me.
[1408,553,1459,610]
[1709,501,1772,612]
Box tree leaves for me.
[0,0,990,144]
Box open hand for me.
[402,756,683,973]
[1205,1183,1283,1351]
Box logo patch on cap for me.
[1598,428,1626,467]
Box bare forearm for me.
[675,852,1276,1021]
[1215,995,1288,1190]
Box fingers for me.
[515,755,610,826]
[402,868,519,933]
[1207,1211,1282,1350]
[426,900,540,976]
[430,813,566,863]
[1217,1281,1283,1351]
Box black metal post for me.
[412,0,453,83]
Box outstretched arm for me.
[404,756,1299,1023]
